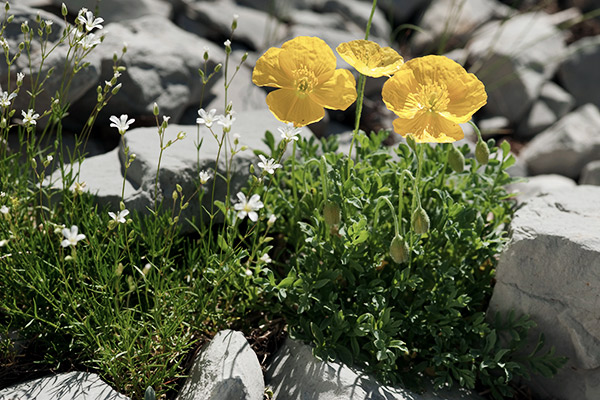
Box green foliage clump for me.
[265,131,566,398]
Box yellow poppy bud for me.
[448,145,465,173]
[389,234,409,264]
[475,138,490,165]
[411,206,430,235]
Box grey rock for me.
[288,10,346,31]
[120,109,310,224]
[467,11,568,123]
[203,63,267,115]
[478,116,510,137]
[52,0,172,22]
[0,371,129,400]
[321,0,391,40]
[176,330,264,400]
[233,0,311,17]
[487,185,600,400]
[177,1,281,51]
[558,36,600,109]
[266,338,484,400]
[0,5,99,118]
[46,147,152,212]
[468,11,568,77]
[516,81,575,138]
[520,104,600,178]
[507,174,576,204]
[476,57,546,124]
[580,160,600,185]
[411,0,511,53]
[70,16,225,126]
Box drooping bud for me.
[411,206,430,235]
[475,137,490,165]
[448,145,465,173]
[323,201,341,227]
[389,234,409,264]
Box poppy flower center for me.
[293,66,318,97]
[416,83,450,114]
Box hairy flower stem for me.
[346,0,378,179]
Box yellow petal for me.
[392,112,464,143]
[381,67,421,119]
[266,88,325,127]
[310,69,357,111]
[252,47,293,89]
[337,40,403,78]
[279,36,337,83]
[404,55,487,122]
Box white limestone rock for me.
[558,36,600,109]
[53,0,172,22]
[507,174,577,205]
[487,185,600,400]
[516,81,575,139]
[520,104,600,178]
[0,372,130,400]
[70,16,226,126]
[119,109,311,225]
[266,338,484,400]
[321,0,391,41]
[46,147,152,212]
[467,11,568,123]
[580,160,600,185]
[176,330,264,400]
[0,5,99,119]
[177,1,279,51]
[411,0,511,53]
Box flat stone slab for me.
[488,185,600,400]
[0,372,129,400]
[177,330,264,400]
[266,338,483,400]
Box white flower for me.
[234,192,263,222]
[267,214,277,227]
[0,239,8,247]
[0,205,8,215]
[278,123,301,142]
[245,268,253,276]
[22,109,40,127]
[73,181,87,194]
[0,91,17,108]
[142,263,151,276]
[77,10,104,31]
[0,191,5,197]
[197,108,218,127]
[16,72,24,85]
[0,37,8,50]
[224,39,231,47]
[80,32,101,50]
[109,114,135,135]
[199,170,212,184]
[108,209,130,224]
[61,225,86,247]
[257,154,282,175]
[217,113,235,132]
[260,253,272,264]
[46,155,53,162]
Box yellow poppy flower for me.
[252,36,357,127]
[382,55,487,143]
[336,39,404,78]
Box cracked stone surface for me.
[488,185,600,400]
